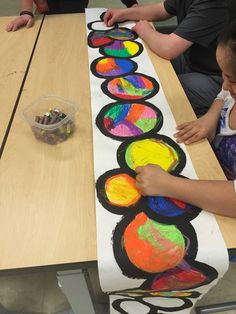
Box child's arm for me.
[136,164,236,218]
[132,20,192,60]
[6,0,34,32]
[103,3,171,27]
[174,98,224,144]
[33,0,49,13]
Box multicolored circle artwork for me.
[101,40,143,58]
[88,11,218,314]
[123,212,185,273]
[102,74,159,101]
[96,102,163,140]
[107,28,137,41]
[87,30,113,48]
[91,57,137,78]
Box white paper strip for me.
[85,8,229,314]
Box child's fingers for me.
[12,22,20,32]
[184,132,203,144]
[135,166,143,173]
[174,125,194,138]
[103,10,113,26]
[135,177,142,193]
[132,23,137,31]
[6,22,14,32]
[26,18,34,28]
[175,128,198,143]
[135,174,141,183]
[176,121,195,130]
[135,182,146,195]
[103,11,109,24]
[7,16,30,32]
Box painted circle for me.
[88,21,113,31]
[148,196,195,217]
[107,28,136,40]
[91,57,136,78]
[123,212,185,273]
[97,102,163,139]
[102,40,142,58]
[151,266,207,291]
[125,138,180,171]
[103,74,159,101]
[88,31,113,47]
[105,173,141,207]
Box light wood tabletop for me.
[0,16,42,149]
[0,13,96,270]
[0,13,235,272]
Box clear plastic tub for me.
[22,95,78,145]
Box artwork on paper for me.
[86,8,228,314]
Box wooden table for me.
[0,12,235,314]
[0,13,96,271]
[0,16,42,151]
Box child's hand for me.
[135,164,172,196]
[174,114,218,144]
[6,15,34,32]
[103,9,127,27]
[132,20,153,39]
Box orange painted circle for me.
[123,212,185,273]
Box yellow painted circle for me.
[125,138,179,171]
[105,173,141,207]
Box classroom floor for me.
[0,1,236,314]
[0,263,236,314]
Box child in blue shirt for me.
[136,20,236,218]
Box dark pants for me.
[47,0,89,14]
[171,55,223,117]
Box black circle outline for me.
[87,30,114,48]
[113,211,198,279]
[117,133,186,176]
[87,20,118,31]
[96,168,143,215]
[112,295,193,313]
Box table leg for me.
[57,269,95,314]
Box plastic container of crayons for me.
[22,95,78,144]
